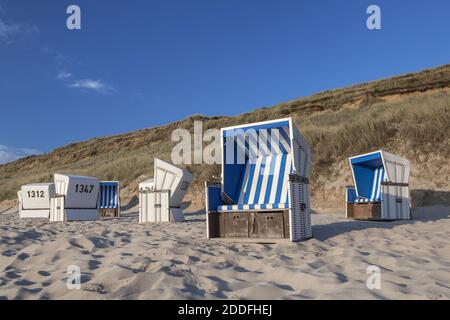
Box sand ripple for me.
[0,207,449,300]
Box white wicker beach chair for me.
[17,183,55,219]
[139,158,193,223]
[50,174,100,222]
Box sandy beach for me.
[0,207,449,300]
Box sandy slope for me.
[0,207,449,300]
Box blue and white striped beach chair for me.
[98,181,121,217]
[205,118,312,242]
[346,150,411,220]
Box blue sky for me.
[1,0,449,163]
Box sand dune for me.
[0,207,449,300]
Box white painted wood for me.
[139,178,155,191]
[50,196,65,222]
[349,150,411,220]
[53,174,100,221]
[154,158,193,207]
[139,190,171,223]
[19,183,55,219]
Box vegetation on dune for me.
[1,65,449,203]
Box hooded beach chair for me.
[98,181,121,217]
[49,174,100,222]
[346,150,411,220]
[139,158,193,223]
[17,183,55,219]
[205,117,312,242]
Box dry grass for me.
[1,65,449,206]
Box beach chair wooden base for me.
[208,238,291,244]
[207,211,291,241]
[99,208,119,218]
[347,202,382,220]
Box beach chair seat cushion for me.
[217,203,289,212]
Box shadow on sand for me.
[313,189,450,241]
[121,195,138,212]
[115,189,450,238]
[183,210,206,223]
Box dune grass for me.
[1,65,449,203]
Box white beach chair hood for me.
[50,174,100,222]
[139,158,193,223]
[18,183,55,219]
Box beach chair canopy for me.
[18,183,55,219]
[349,150,410,203]
[54,174,100,209]
[218,118,311,211]
[139,178,155,191]
[139,159,192,223]
[153,158,193,207]
[98,181,120,209]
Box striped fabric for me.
[355,167,385,203]
[233,127,292,159]
[98,182,120,209]
[219,126,293,212]
[237,154,292,206]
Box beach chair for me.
[139,158,193,223]
[205,117,312,242]
[346,150,411,220]
[98,181,121,217]
[17,183,55,219]
[50,174,100,222]
[17,190,22,216]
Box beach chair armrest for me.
[205,182,221,213]
[346,186,357,204]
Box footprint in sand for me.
[6,270,21,280]
[2,249,16,257]
[88,260,102,270]
[15,287,43,297]
[17,253,30,261]
[82,283,108,294]
[233,266,253,273]
[87,236,114,249]
[274,283,294,291]
[14,279,36,286]
[80,273,93,284]
[121,252,133,257]
[189,256,200,263]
